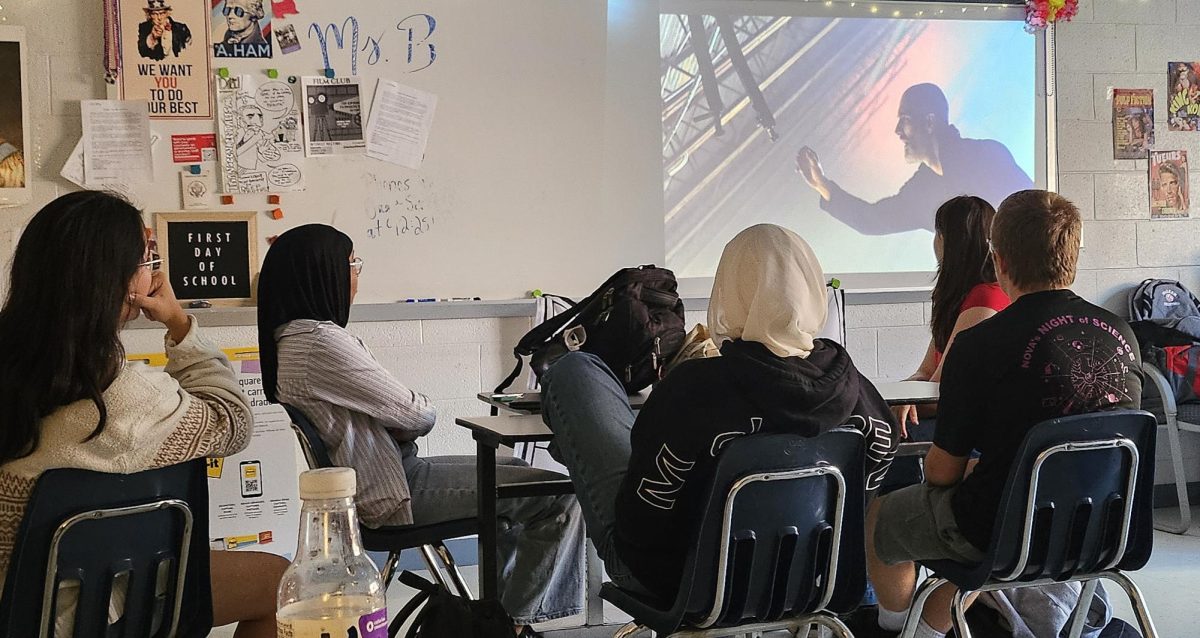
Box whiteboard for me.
[114,0,664,303]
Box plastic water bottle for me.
[277,468,388,637]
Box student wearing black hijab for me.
[257,225,583,633]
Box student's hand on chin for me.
[133,272,187,328]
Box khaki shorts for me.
[874,483,986,565]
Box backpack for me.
[1128,278,1200,339]
[495,265,687,395]
[1129,279,1200,406]
[389,571,514,638]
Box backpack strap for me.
[389,580,434,637]
[493,295,584,395]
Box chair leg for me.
[1103,571,1160,638]
[612,621,645,638]
[810,615,854,638]
[1065,579,1099,638]
[433,542,473,599]
[379,551,400,592]
[418,544,452,590]
[1155,412,1193,534]
[950,589,973,638]
[899,576,948,638]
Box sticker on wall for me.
[1149,150,1190,219]
[1112,89,1153,160]
[1168,62,1200,132]
[275,23,300,54]
[272,0,298,19]
[118,0,213,119]
[212,0,273,58]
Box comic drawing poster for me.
[216,74,305,193]
[1112,89,1153,160]
[0,27,31,205]
[1149,150,1189,219]
[118,0,212,119]
[1168,62,1200,132]
[301,76,366,156]
[212,0,272,58]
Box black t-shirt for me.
[934,290,1142,551]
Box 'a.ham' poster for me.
[119,0,213,119]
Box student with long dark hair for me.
[257,225,583,635]
[0,191,284,638]
[892,196,1009,432]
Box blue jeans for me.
[404,455,585,623]
[539,352,652,595]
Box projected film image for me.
[662,14,1036,278]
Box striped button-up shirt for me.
[275,320,436,526]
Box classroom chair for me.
[601,429,866,638]
[0,460,212,638]
[283,404,478,600]
[899,410,1160,638]
[1140,361,1198,534]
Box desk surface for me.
[477,390,650,415]
[875,380,939,405]
[456,414,930,457]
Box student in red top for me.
[893,196,1010,434]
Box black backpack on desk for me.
[496,265,687,395]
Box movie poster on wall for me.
[1149,150,1190,219]
[1168,62,1200,132]
[212,0,273,58]
[1112,89,1154,160]
[0,26,31,206]
[118,0,213,119]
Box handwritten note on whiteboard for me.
[365,79,437,170]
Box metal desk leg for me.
[477,439,499,600]
[585,539,604,625]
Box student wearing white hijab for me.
[541,223,898,600]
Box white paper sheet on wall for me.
[365,79,438,170]
[81,99,154,184]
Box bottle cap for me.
[299,467,356,500]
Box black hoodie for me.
[613,338,897,599]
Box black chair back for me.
[0,460,212,638]
[933,409,1157,591]
[283,403,334,469]
[608,429,866,635]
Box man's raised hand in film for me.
[795,146,832,201]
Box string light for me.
[892,9,901,16]
[870,5,878,13]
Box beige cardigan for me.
[0,316,252,593]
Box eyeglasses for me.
[222,5,247,17]
[140,251,163,272]
[349,257,364,275]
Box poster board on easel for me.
[127,346,301,559]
